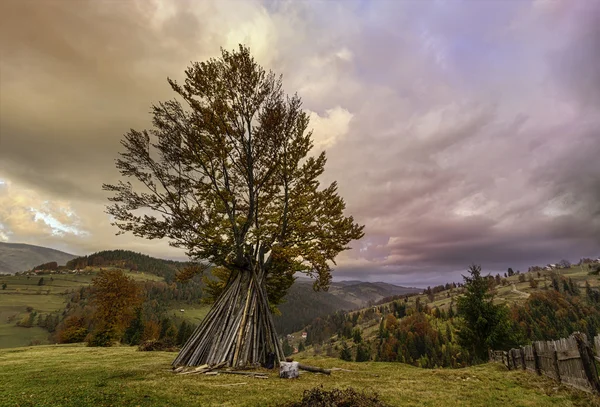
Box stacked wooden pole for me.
[172,270,284,367]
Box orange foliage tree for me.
[88,269,143,346]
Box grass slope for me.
[0,345,597,407]
[0,242,76,274]
[0,270,164,348]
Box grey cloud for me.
[0,0,598,285]
[551,2,600,110]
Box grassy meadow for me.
[1,344,598,407]
[0,269,163,349]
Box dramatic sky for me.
[0,0,599,286]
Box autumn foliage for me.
[87,269,142,346]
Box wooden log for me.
[177,364,210,375]
[218,371,268,378]
[298,363,332,375]
[279,361,299,379]
[177,361,227,375]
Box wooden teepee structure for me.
[172,269,284,367]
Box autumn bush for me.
[281,386,391,407]
[57,316,89,343]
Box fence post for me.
[532,343,541,375]
[520,347,526,370]
[552,347,561,383]
[573,332,600,393]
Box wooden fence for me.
[490,332,600,394]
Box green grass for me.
[0,325,49,348]
[0,345,597,407]
[165,304,211,324]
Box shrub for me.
[280,386,391,407]
[59,327,88,343]
[57,316,88,343]
[87,326,116,347]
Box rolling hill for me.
[275,279,420,334]
[328,280,420,308]
[0,242,77,274]
[289,262,600,368]
[0,244,420,346]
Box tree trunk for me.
[172,270,284,367]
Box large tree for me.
[103,45,364,367]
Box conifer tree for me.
[456,264,515,363]
[339,341,352,361]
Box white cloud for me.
[0,179,86,239]
[308,107,353,150]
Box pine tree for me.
[339,341,352,361]
[456,264,516,363]
[123,308,144,345]
[355,342,371,362]
[352,327,362,344]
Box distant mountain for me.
[274,278,420,334]
[328,280,421,308]
[0,242,77,274]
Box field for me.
[1,344,598,407]
[165,303,211,323]
[0,270,164,348]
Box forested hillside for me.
[65,250,190,283]
[292,263,600,369]
[275,279,419,334]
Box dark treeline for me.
[30,261,59,271]
[65,250,190,283]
